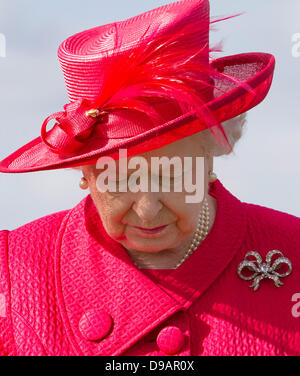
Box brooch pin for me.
[237,250,292,291]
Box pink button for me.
[79,309,113,342]
[156,326,185,355]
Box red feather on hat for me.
[89,12,253,154]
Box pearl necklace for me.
[174,197,210,268]
[133,198,210,269]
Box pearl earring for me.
[79,177,89,190]
[208,171,217,183]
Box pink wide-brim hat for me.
[0,0,275,173]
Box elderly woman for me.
[0,0,299,356]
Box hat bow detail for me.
[41,98,107,155]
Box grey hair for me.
[197,112,247,157]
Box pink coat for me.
[0,180,299,356]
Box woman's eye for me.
[110,174,183,193]
[151,175,182,189]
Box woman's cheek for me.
[96,194,130,238]
[162,193,196,231]
[98,209,124,239]
[167,201,199,235]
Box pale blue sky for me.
[0,0,299,229]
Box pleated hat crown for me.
[58,0,210,103]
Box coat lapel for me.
[54,193,184,356]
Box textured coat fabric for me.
[0,179,299,356]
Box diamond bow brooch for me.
[237,250,292,291]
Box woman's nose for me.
[132,193,163,222]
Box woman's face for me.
[82,135,211,254]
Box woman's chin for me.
[122,238,174,254]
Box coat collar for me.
[54,179,247,355]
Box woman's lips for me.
[133,224,168,234]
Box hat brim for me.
[0,52,275,173]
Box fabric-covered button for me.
[79,309,113,341]
[156,326,185,355]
